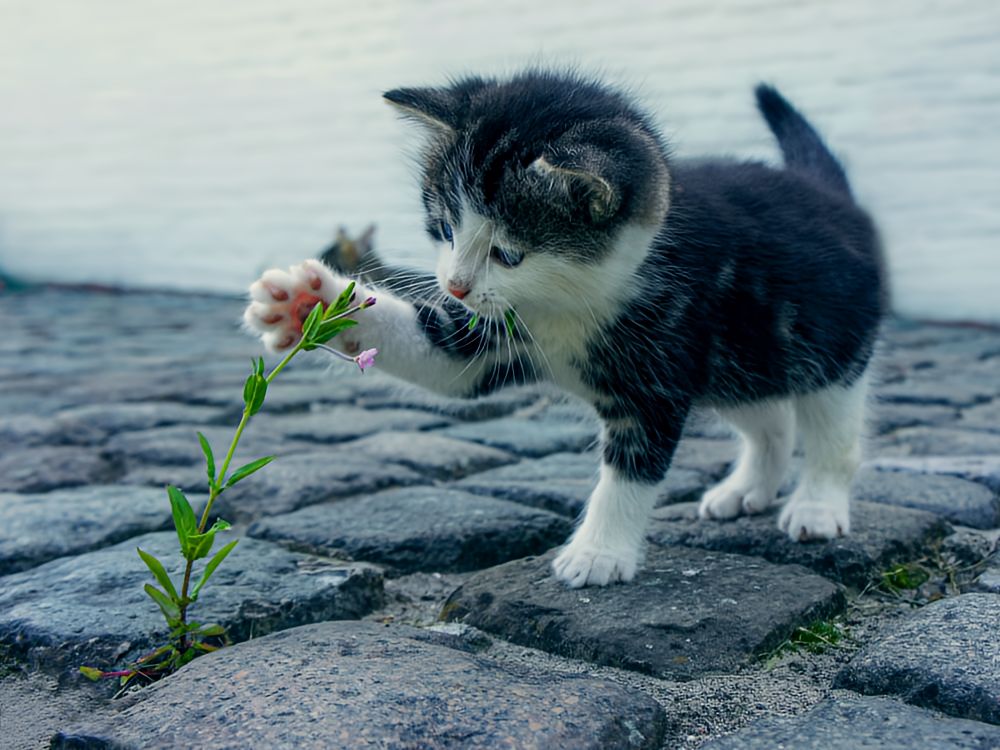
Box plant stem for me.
[176,340,304,649]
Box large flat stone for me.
[646,501,949,587]
[213,452,425,521]
[453,451,705,517]
[52,621,668,750]
[703,694,1000,749]
[0,486,200,575]
[0,531,382,674]
[440,415,598,457]
[248,487,572,575]
[0,446,119,493]
[337,431,517,480]
[852,467,1000,529]
[834,594,1000,724]
[443,546,845,680]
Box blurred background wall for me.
[0,0,997,320]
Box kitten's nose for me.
[448,282,470,300]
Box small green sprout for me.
[81,285,375,687]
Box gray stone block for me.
[213,451,425,521]
[338,431,517,480]
[0,531,382,675]
[0,446,118,493]
[647,501,949,587]
[252,406,451,444]
[439,414,598,457]
[852,467,1000,529]
[0,486,201,575]
[867,456,1000,493]
[835,594,1000,724]
[704,694,1000,749]
[248,487,571,574]
[52,621,668,750]
[878,427,1000,457]
[104,424,311,468]
[443,546,845,680]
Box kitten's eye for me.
[490,245,523,268]
[439,221,454,247]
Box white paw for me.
[699,476,777,520]
[243,260,349,352]
[552,539,640,588]
[778,495,850,542]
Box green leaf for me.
[314,318,358,344]
[330,281,357,316]
[225,455,275,487]
[187,532,215,561]
[504,309,517,338]
[467,313,480,332]
[197,431,216,488]
[144,583,181,623]
[255,356,265,377]
[301,300,325,341]
[79,666,104,681]
[137,547,178,600]
[186,519,231,561]
[247,375,267,415]
[192,539,239,598]
[242,372,256,407]
[196,623,227,637]
[167,485,197,553]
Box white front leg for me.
[552,464,659,588]
[244,259,491,398]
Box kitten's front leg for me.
[244,260,509,398]
[553,408,687,588]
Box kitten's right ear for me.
[383,88,457,133]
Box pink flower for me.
[362,296,377,308]
[354,348,378,372]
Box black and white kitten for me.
[245,70,885,588]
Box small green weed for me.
[80,284,376,688]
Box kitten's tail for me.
[755,83,852,199]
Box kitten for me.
[245,70,885,588]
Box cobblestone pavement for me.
[1,288,999,749]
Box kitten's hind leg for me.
[699,399,794,520]
[780,373,869,541]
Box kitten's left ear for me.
[383,87,457,133]
[530,148,621,225]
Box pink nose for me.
[448,283,470,300]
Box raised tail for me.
[755,83,852,199]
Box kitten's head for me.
[385,70,671,320]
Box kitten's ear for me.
[530,149,621,225]
[383,87,457,133]
[358,223,376,253]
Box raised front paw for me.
[552,538,640,588]
[243,259,346,352]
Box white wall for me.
[0,0,998,320]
